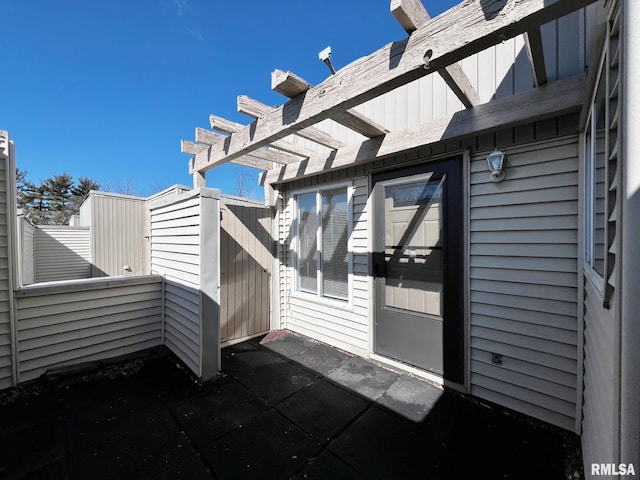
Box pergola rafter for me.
[237,95,345,150]
[271,69,389,138]
[524,27,548,86]
[390,0,480,107]
[210,113,316,159]
[189,0,597,182]
[263,74,587,184]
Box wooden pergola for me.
[181,0,596,188]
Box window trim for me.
[292,182,354,306]
[583,50,608,294]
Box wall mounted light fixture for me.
[486,148,506,182]
[319,46,336,75]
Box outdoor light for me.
[319,46,336,75]
[486,148,506,182]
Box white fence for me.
[14,275,164,382]
[148,187,221,381]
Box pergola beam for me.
[524,27,548,86]
[390,0,480,107]
[264,74,587,184]
[193,0,597,174]
[237,95,345,150]
[271,69,389,137]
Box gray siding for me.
[84,193,149,277]
[150,192,202,375]
[581,3,621,477]
[15,276,163,382]
[582,280,616,473]
[220,195,272,344]
[468,137,579,431]
[35,226,91,282]
[0,132,15,390]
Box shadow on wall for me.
[20,225,107,285]
[219,201,273,344]
[163,277,219,381]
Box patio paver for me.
[0,330,579,479]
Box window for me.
[584,58,607,283]
[295,186,350,301]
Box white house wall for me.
[278,117,581,431]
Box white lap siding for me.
[469,136,580,431]
[15,277,163,382]
[277,129,580,431]
[280,170,371,356]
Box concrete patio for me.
[0,331,581,479]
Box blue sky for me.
[2,0,459,199]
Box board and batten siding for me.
[0,132,16,390]
[149,187,220,380]
[35,226,91,283]
[82,192,150,278]
[14,276,163,382]
[290,12,590,155]
[220,195,272,345]
[468,136,580,431]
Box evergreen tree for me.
[44,174,74,224]
[69,177,100,215]
[16,170,101,225]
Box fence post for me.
[198,188,221,380]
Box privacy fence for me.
[1,178,225,388]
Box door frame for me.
[367,152,470,393]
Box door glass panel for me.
[383,177,444,317]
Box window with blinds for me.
[295,186,349,302]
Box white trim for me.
[370,353,444,386]
[582,48,609,297]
